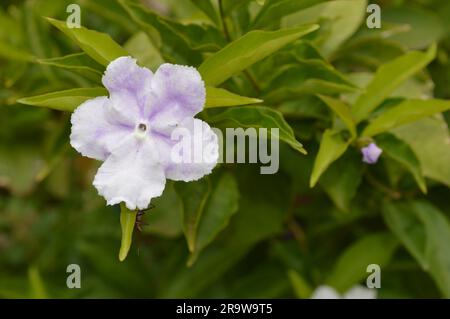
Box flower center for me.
[134,123,148,139]
[138,123,147,132]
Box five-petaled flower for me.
[70,57,219,210]
[361,143,382,164]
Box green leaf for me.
[392,117,450,187]
[28,267,49,299]
[190,0,221,26]
[320,150,363,211]
[0,41,35,62]
[326,233,398,292]
[282,0,368,56]
[362,99,450,137]
[310,129,350,187]
[161,167,290,298]
[188,172,239,265]
[46,18,129,66]
[251,0,323,29]
[208,106,306,154]
[143,182,183,238]
[119,0,224,65]
[37,53,104,82]
[318,95,356,137]
[352,44,437,122]
[198,24,319,86]
[376,133,427,194]
[17,88,107,111]
[119,204,137,262]
[124,31,164,70]
[205,87,262,108]
[383,200,450,297]
[287,270,313,299]
[175,178,212,252]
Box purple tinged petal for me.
[149,63,206,125]
[361,143,383,164]
[70,97,133,161]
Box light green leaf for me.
[376,133,427,193]
[282,0,367,56]
[208,106,306,154]
[28,267,49,299]
[0,41,35,62]
[326,233,398,292]
[17,88,107,111]
[175,178,212,252]
[352,44,437,122]
[124,31,164,70]
[38,53,104,82]
[383,200,450,297]
[119,204,137,262]
[205,87,262,108]
[362,99,450,137]
[188,172,239,265]
[392,116,450,187]
[198,24,319,86]
[287,270,313,299]
[310,129,350,187]
[318,95,356,137]
[46,18,129,66]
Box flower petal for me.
[70,97,133,161]
[311,286,341,299]
[103,56,153,121]
[155,118,218,182]
[93,136,166,210]
[343,286,377,299]
[149,63,206,125]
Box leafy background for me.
[0,0,450,298]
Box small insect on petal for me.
[361,143,383,164]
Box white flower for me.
[70,57,219,210]
[311,285,377,299]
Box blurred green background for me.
[0,0,450,298]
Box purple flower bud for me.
[361,143,382,164]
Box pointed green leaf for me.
[310,129,350,187]
[198,24,319,86]
[119,204,137,262]
[38,53,103,82]
[46,18,129,66]
[318,95,356,137]
[205,87,262,108]
[208,106,306,155]
[352,44,437,122]
[362,99,450,137]
[17,88,107,111]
